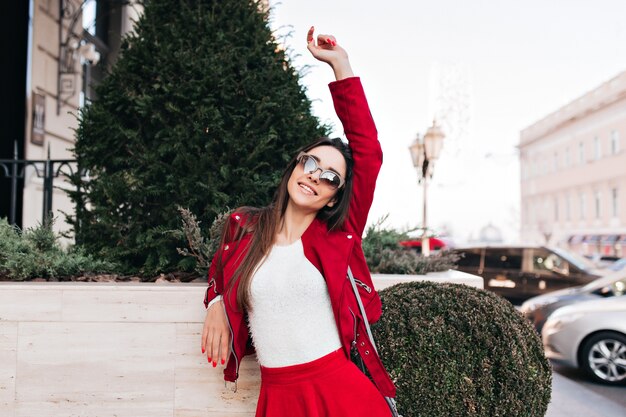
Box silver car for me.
[542,296,626,385]
[521,271,626,333]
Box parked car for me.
[609,258,626,272]
[398,237,449,253]
[542,296,626,385]
[521,271,626,333]
[453,245,601,303]
[585,254,622,269]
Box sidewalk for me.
[545,372,625,417]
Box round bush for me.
[372,281,551,417]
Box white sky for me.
[268,0,626,243]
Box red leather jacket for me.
[204,77,396,397]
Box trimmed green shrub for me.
[0,217,118,280]
[363,216,459,274]
[67,0,329,275]
[373,281,551,417]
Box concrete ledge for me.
[373,269,483,290]
[0,271,481,416]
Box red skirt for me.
[255,348,392,417]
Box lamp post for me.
[409,120,445,256]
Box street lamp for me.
[409,120,445,256]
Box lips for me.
[298,182,317,196]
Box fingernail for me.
[221,359,225,365]
[207,356,211,363]
[202,347,205,354]
[212,361,217,367]
[331,41,336,46]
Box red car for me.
[399,237,449,252]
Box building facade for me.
[1,0,140,236]
[519,71,626,257]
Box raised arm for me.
[307,27,382,237]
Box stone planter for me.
[0,270,481,417]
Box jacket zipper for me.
[349,307,358,347]
[354,278,372,293]
[222,301,239,393]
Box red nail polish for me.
[221,359,225,365]
[212,361,217,367]
[207,356,211,363]
[202,347,205,354]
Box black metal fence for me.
[0,141,83,226]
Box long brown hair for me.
[218,137,354,312]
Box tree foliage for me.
[67,0,328,274]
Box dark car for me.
[453,245,602,304]
[521,271,626,333]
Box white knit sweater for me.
[208,239,342,367]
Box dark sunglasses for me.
[296,152,345,189]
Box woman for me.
[201,26,396,417]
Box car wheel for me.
[579,331,626,385]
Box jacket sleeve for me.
[203,212,244,308]
[329,77,382,238]
[203,250,222,308]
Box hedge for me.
[372,281,552,417]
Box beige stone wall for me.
[519,71,626,254]
[0,273,481,417]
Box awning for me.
[600,235,620,244]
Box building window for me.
[553,152,558,171]
[554,197,559,221]
[579,193,585,220]
[579,142,585,164]
[594,191,601,219]
[593,136,601,160]
[611,130,620,155]
[612,188,619,218]
[523,203,528,225]
[565,147,570,167]
[566,194,571,221]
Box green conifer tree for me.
[68,0,328,274]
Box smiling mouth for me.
[298,182,317,196]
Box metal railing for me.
[0,141,83,225]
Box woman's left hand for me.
[306,26,354,80]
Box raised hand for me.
[306,26,354,80]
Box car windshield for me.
[550,247,597,271]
